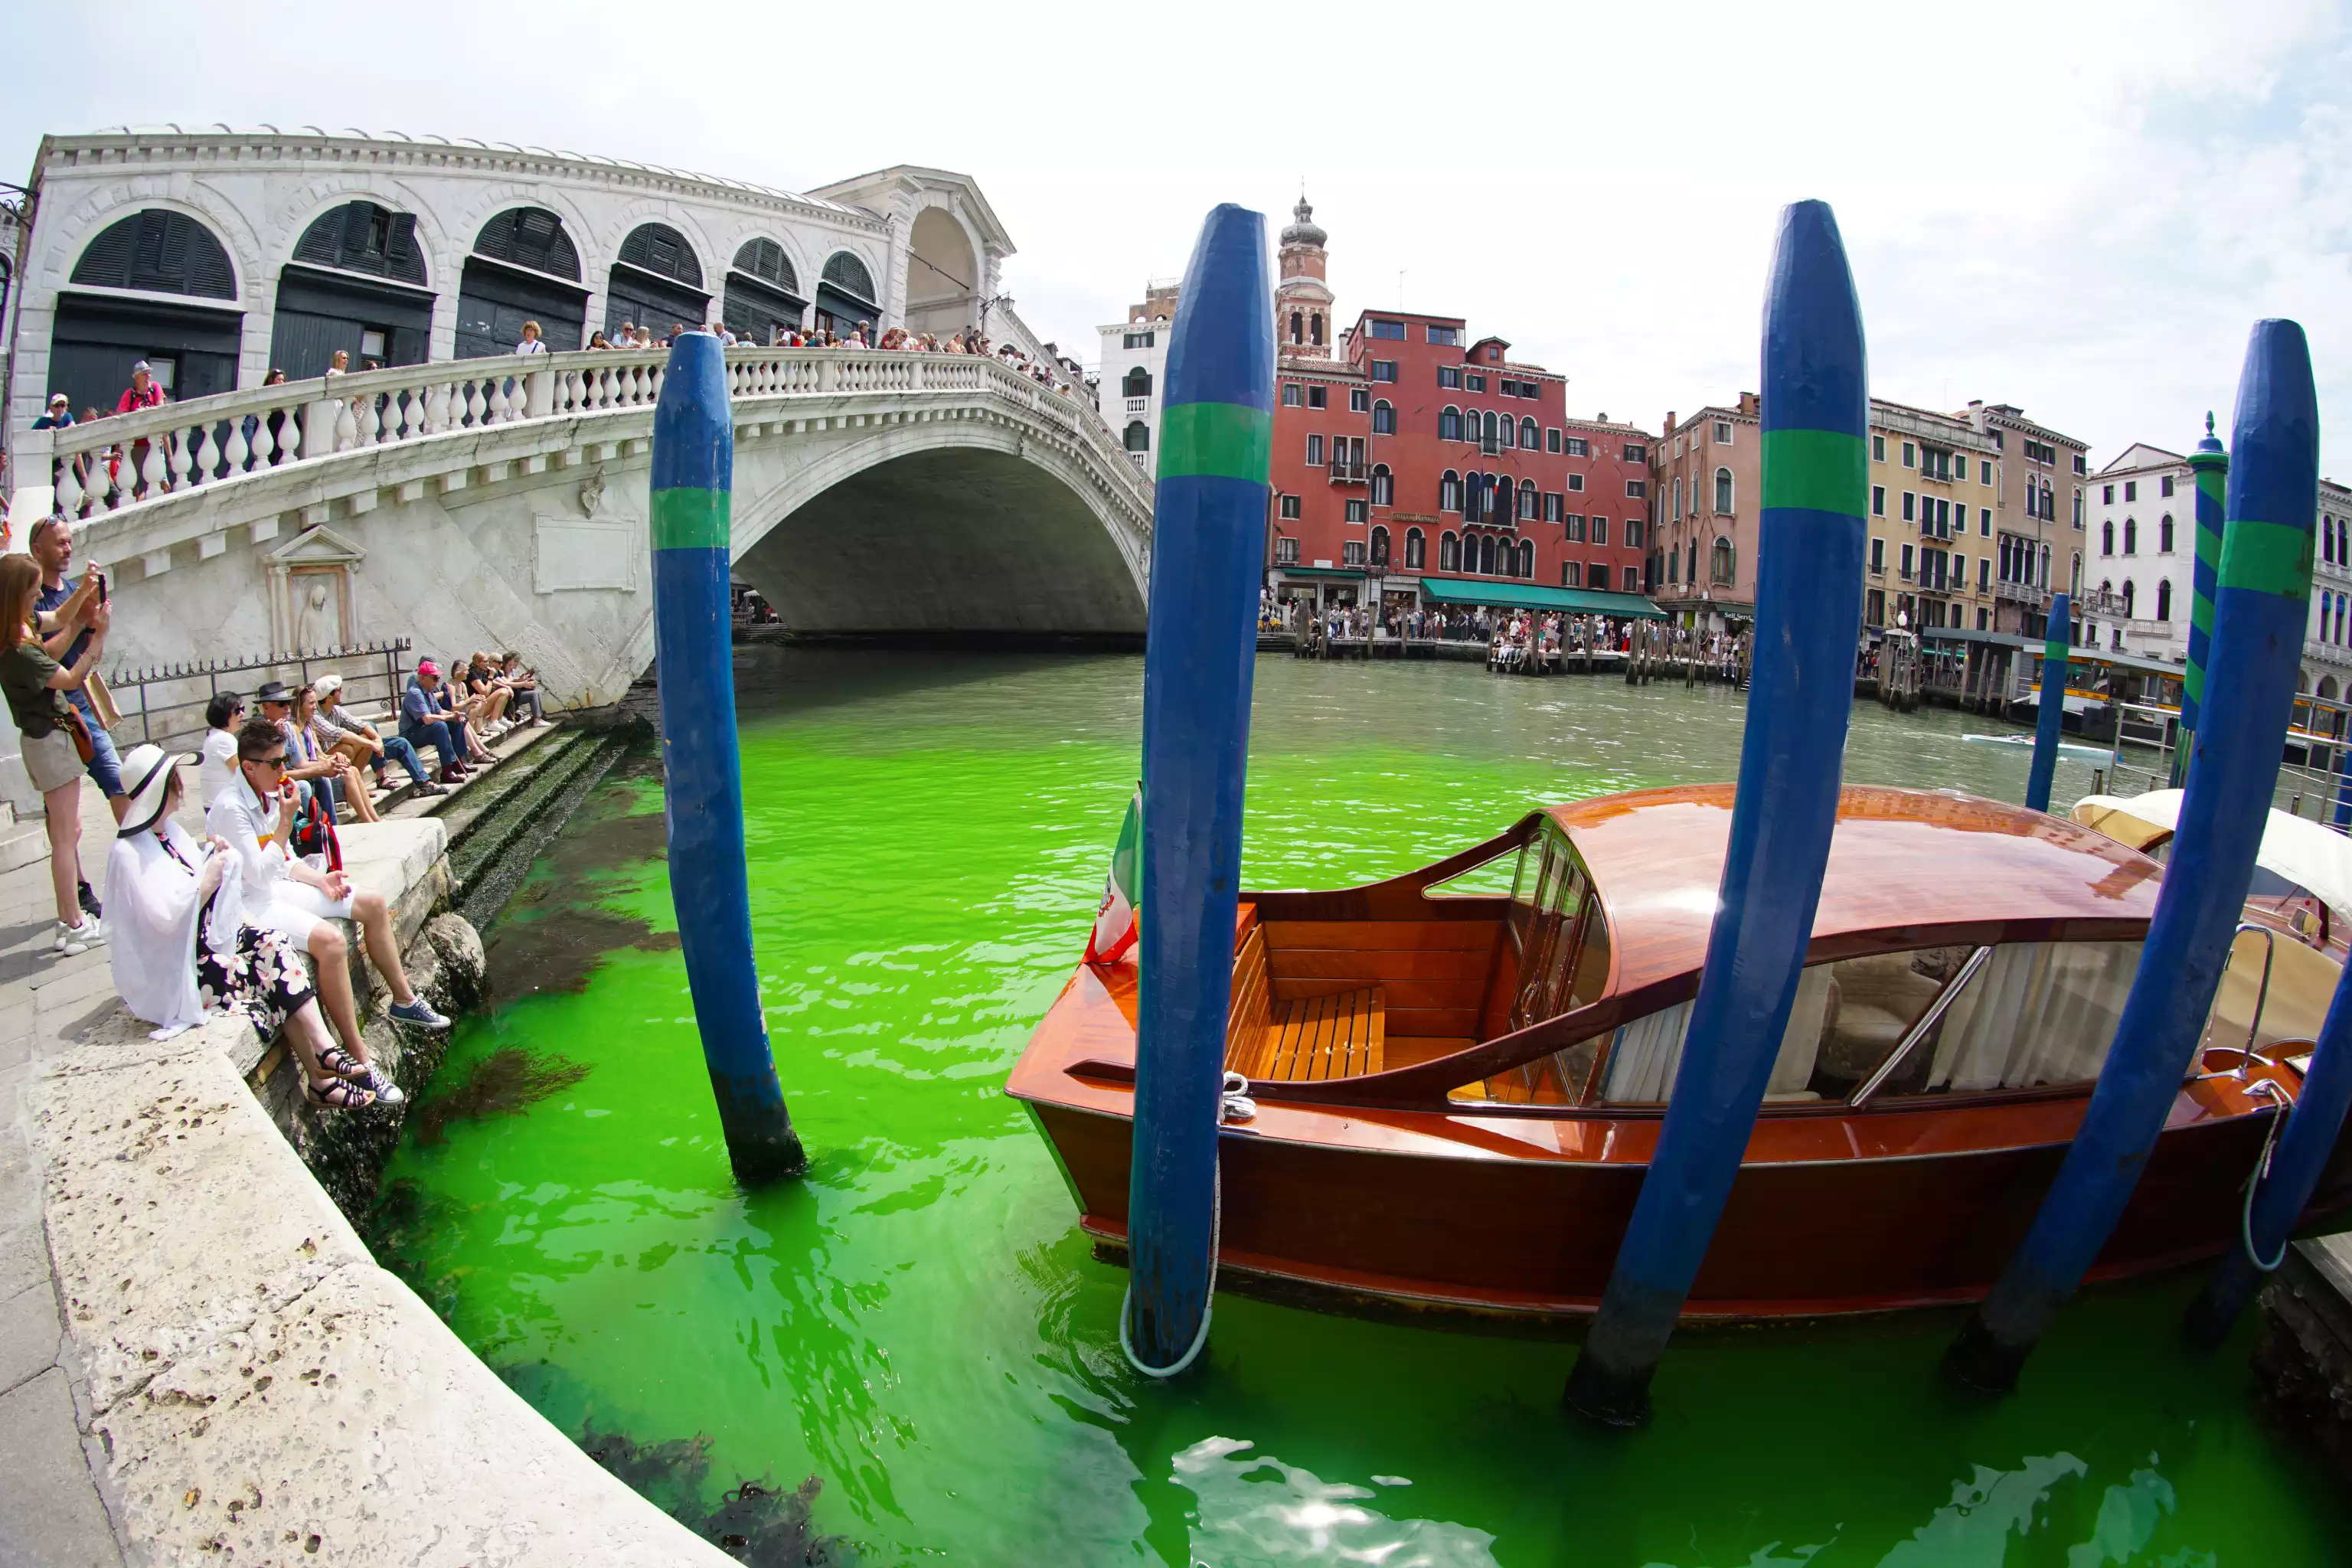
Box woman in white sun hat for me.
[106,743,379,1109]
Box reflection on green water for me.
[375,651,2347,1565]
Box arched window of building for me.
[2328,517,2337,566]
[1441,531,1460,571]
[1440,406,1462,441]
[1518,479,1537,520]
[2102,520,2114,556]
[1311,312,1324,346]
[1687,540,1700,586]
[2324,675,2342,701]
[1122,366,1152,398]
[1440,469,1462,511]
[1371,464,1394,505]
[2159,514,2174,554]
[1373,399,1395,435]
[1517,540,1534,577]
[1521,416,1538,450]
[1289,310,1304,345]
[1124,420,1149,452]
[2040,544,2051,587]
[2122,579,2135,617]
[2042,480,2056,521]
[57,207,244,405]
[2073,488,2084,527]
[1714,466,1734,514]
[2071,553,2082,596]
[1483,410,1499,445]
[1479,534,1498,575]
[1464,471,1485,522]
[1406,528,1426,568]
[1371,525,1391,566]
[2156,578,2171,622]
[1498,415,1517,449]
[1712,535,1735,585]
[2123,517,2137,555]
[2339,594,2347,645]
[1672,476,1683,522]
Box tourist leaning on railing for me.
[0,552,108,956]
[106,743,378,1109]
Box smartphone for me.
[96,572,106,605]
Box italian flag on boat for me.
[1083,785,1141,965]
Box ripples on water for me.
[374,650,2346,1565]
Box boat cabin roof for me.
[1544,785,2163,998]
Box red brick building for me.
[1264,207,1655,613]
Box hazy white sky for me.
[9,0,2348,475]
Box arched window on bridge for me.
[816,250,880,338]
[1406,528,1426,569]
[459,206,585,358]
[1440,470,1462,511]
[1371,526,1391,567]
[1714,466,1734,514]
[610,222,710,341]
[726,237,808,344]
[1712,534,1735,586]
[2122,516,2138,556]
[1124,420,1149,452]
[2156,578,2171,623]
[1371,465,1394,506]
[1441,531,1460,571]
[274,200,430,377]
[1289,310,1304,345]
[1122,366,1152,399]
[2159,514,2174,554]
[1518,479,1537,521]
[1521,417,1538,451]
[1373,399,1395,435]
[54,208,242,408]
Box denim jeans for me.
[400,719,459,770]
[381,733,429,784]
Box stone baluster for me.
[54,449,84,518]
[220,416,249,479]
[486,375,512,424]
[357,393,382,446]
[463,378,488,427]
[423,380,450,435]
[175,423,206,488]
[139,433,168,498]
[332,398,359,452]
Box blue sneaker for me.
[389,998,450,1031]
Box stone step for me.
[433,730,616,893]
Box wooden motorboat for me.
[1007,785,2352,1321]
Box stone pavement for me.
[0,779,130,1567]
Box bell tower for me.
[1275,194,1335,360]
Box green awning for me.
[1273,566,1366,580]
[1415,577,1667,619]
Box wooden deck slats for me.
[1253,985,1386,1083]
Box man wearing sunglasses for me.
[208,718,448,1105]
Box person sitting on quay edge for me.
[106,744,379,1109]
[312,674,439,797]
[288,681,383,824]
[400,660,469,784]
[497,652,547,726]
[0,553,109,955]
[198,691,247,808]
[432,654,499,762]
[208,717,450,1104]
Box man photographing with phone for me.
[28,518,125,920]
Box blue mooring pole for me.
[1948,319,2318,1393]
[649,332,805,1186]
[2024,596,2069,813]
[1563,200,1868,1427]
[2185,955,2352,1345]
[2172,416,2229,789]
[1121,204,1274,1377]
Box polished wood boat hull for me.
[1027,1095,2352,1319]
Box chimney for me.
[1738,390,1760,417]
[1664,410,1677,437]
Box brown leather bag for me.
[61,703,95,764]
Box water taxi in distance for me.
[1007,785,2352,1320]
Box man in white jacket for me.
[207,717,448,1103]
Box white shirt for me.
[206,767,296,908]
[107,819,243,1035]
[514,337,548,354]
[198,729,239,808]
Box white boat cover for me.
[2071,789,2352,921]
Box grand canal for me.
[372,650,2349,1565]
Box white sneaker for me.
[55,916,104,956]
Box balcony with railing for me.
[1328,459,1367,484]
[1994,577,2052,609]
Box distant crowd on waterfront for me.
[1266,594,1752,678]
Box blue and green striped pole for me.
[1949,319,2318,1393]
[2024,594,2070,812]
[1122,204,1275,1377]
[2173,416,2229,788]
[1563,201,1869,1426]
[650,332,805,1187]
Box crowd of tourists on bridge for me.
[578,318,1083,396]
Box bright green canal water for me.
[374,651,2350,1566]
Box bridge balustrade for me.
[7,348,1142,531]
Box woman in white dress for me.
[107,744,377,1108]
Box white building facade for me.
[2082,442,2193,662]
[4,128,1024,436]
[2308,479,2352,700]
[1098,281,1177,476]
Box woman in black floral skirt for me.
[106,743,377,1109]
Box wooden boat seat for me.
[1225,924,1387,1082]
